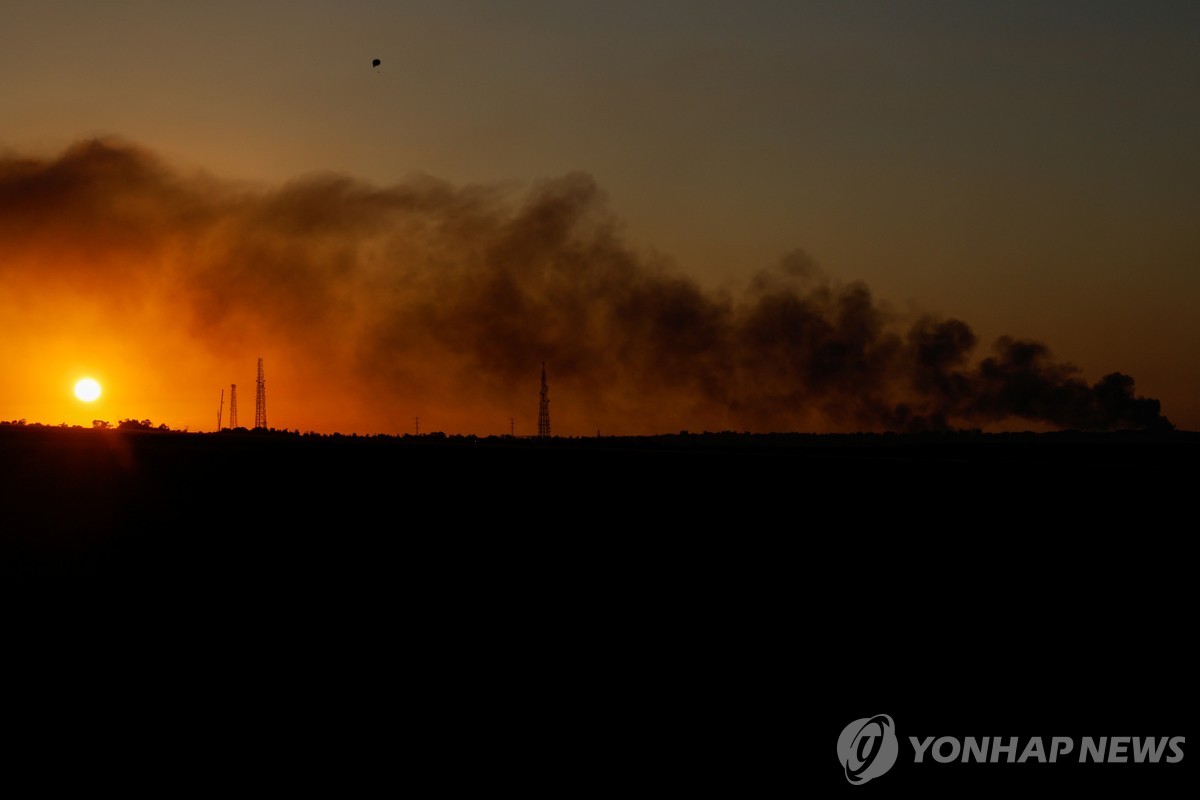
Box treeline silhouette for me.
[4,417,1193,446]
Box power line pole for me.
[217,388,224,431]
[537,362,550,438]
[229,384,238,429]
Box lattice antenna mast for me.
[254,357,267,429]
[218,388,224,431]
[229,384,238,428]
[537,362,550,438]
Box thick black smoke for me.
[0,139,1171,433]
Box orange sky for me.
[1,2,1196,433]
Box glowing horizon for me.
[0,139,1176,436]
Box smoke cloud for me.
[0,139,1171,434]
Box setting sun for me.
[74,378,101,402]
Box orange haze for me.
[0,139,1173,435]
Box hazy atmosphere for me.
[2,1,1196,434]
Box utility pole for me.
[537,362,550,438]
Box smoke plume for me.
[0,139,1170,434]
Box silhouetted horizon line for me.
[1,418,1195,442]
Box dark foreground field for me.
[3,425,1196,579]
[4,424,1195,575]
[2,426,1195,794]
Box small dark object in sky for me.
[372,58,381,68]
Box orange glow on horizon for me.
[0,141,1186,435]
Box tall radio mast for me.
[254,357,267,430]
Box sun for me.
[74,378,102,402]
